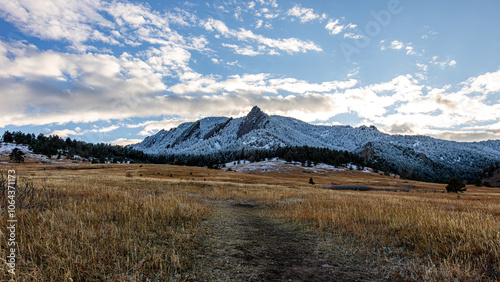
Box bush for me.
[446,177,466,193]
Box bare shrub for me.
[0,172,62,212]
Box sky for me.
[0,0,499,145]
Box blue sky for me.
[0,0,499,145]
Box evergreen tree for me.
[2,131,14,143]
[446,177,466,193]
[10,148,25,163]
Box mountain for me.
[132,106,500,182]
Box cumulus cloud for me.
[0,0,195,52]
[1,0,499,142]
[50,125,119,138]
[110,138,143,146]
[2,35,498,142]
[344,33,362,39]
[430,56,457,69]
[0,39,168,126]
[202,18,322,54]
[169,72,358,96]
[390,40,404,50]
[222,43,262,56]
[0,0,113,48]
[287,5,326,23]
[461,69,500,95]
[129,118,194,136]
[325,19,344,35]
[380,40,419,56]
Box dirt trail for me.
[187,200,383,281]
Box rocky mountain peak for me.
[237,106,269,138]
[248,105,263,115]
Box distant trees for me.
[2,131,13,143]
[10,148,25,163]
[446,177,466,193]
[1,131,151,164]
[157,145,368,170]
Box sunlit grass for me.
[1,163,499,280]
[1,167,211,281]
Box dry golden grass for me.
[267,191,500,280]
[1,163,499,280]
[1,164,211,281]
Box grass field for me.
[1,163,499,281]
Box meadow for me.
[1,163,499,281]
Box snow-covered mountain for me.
[132,106,500,181]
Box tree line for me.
[2,131,150,163]
[153,145,368,170]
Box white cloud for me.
[367,72,500,139]
[222,43,262,56]
[133,118,193,136]
[0,39,170,126]
[325,19,344,35]
[255,19,263,28]
[99,125,120,133]
[421,30,438,40]
[50,125,119,138]
[169,72,357,96]
[257,0,278,8]
[0,0,113,48]
[110,138,143,146]
[416,63,428,71]
[461,69,500,95]
[380,40,419,56]
[430,56,458,69]
[227,60,241,67]
[203,18,322,54]
[405,46,415,55]
[287,5,325,23]
[0,1,498,142]
[344,33,362,39]
[389,40,404,50]
[346,23,357,29]
[50,129,81,138]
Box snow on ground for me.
[0,142,67,164]
[229,160,294,173]
[0,142,30,155]
[224,158,378,175]
[224,160,252,168]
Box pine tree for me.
[446,177,466,193]
[10,148,25,163]
[2,131,14,143]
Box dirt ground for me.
[184,200,385,281]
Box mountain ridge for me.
[132,106,500,182]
